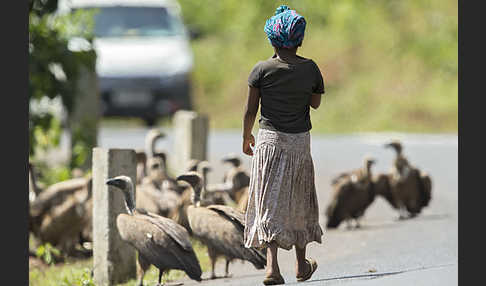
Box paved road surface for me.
[85,127,458,285]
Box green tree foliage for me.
[29,0,97,169]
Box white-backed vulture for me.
[141,128,167,187]
[30,172,92,255]
[145,128,165,158]
[326,157,377,229]
[135,129,184,218]
[141,128,186,194]
[136,181,181,219]
[153,152,187,195]
[220,154,250,206]
[372,173,399,210]
[331,156,375,186]
[198,161,234,206]
[170,185,194,234]
[176,172,266,279]
[106,176,202,286]
[135,128,165,185]
[385,140,432,219]
[171,160,230,234]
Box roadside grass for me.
[30,258,94,286]
[29,238,210,286]
[187,28,457,133]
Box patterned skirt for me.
[244,128,323,250]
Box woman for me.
[242,5,325,285]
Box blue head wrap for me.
[264,5,306,49]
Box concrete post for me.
[92,148,137,286]
[171,110,209,175]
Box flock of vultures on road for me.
[28,129,432,285]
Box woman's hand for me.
[243,134,255,156]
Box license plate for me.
[112,90,152,107]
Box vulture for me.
[135,130,184,218]
[136,182,181,219]
[176,172,266,279]
[141,128,186,194]
[29,171,92,255]
[384,140,432,219]
[141,128,167,186]
[331,156,375,186]
[372,173,398,209]
[170,185,194,234]
[152,152,186,195]
[136,179,181,220]
[106,175,202,286]
[219,154,250,208]
[171,160,230,234]
[135,128,163,185]
[145,129,166,159]
[198,161,234,206]
[170,160,203,233]
[326,157,377,229]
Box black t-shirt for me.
[248,55,325,133]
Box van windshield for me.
[83,6,185,38]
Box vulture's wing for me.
[30,177,89,217]
[143,212,194,251]
[125,213,202,281]
[207,205,245,231]
[373,174,398,209]
[205,205,266,267]
[331,172,350,185]
[326,180,355,228]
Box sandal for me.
[296,258,318,282]
[263,274,285,285]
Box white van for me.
[58,0,194,125]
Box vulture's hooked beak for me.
[106,178,126,190]
[176,175,188,182]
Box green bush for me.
[29,0,97,169]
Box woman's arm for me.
[242,86,260,156]
[310,93,322,109]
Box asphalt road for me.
[94,127,458,286]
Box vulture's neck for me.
[191,185,202,207]
[122,184,136,215]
